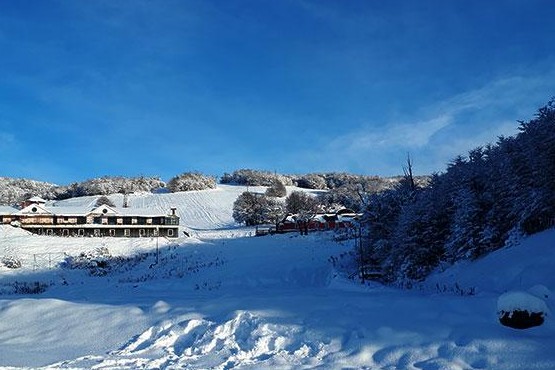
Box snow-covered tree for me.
[221,169,294,186]
[295,174,327,189]
[285,191,320,235]
[95,195,116,207]
[265,179,287,198]
[167,172,216,192]
[233,192,284,226]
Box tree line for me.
[360,99,555,285]
[0,169,416,208]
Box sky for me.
[0,0,554,184]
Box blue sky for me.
[1,0,554,184]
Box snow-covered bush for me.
[221,169,294,186]
[167,172,217,192]
[497,291,549,329]
[1,256,22,269]
[1,281,49,295]
[265,180,287,197]
[12,281,49,294]
[295,174,328,190]
[62,247,113,276]
[62,247,149,276]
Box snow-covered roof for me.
[4,203,174,218]
[89,204,119,216]
[16,203,52,215]
[337,214,360,223]
[0,206,18,215]
[47,206,94,216]
[118,208,174,217]
[27,196,47,203]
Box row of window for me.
[34,228,175,237]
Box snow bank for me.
[425,228,555,295]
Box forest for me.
[360,99,555,284]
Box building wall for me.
[24,226,179,238]
[5,211,180,238]
[19,216,55,225]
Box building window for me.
[109,229,116,237]
[78,229,84,236]
[32,207,37,212]
[94,229,100,237]
[168,229,174,237]
[124,229,130,237]
[63,229,69,237]
[47,229,53,236]
[139,229,145,237]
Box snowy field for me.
[0,185,554,369]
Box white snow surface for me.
[0,185,553,369]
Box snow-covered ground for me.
[0,185,554,369]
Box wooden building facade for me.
[0,200,180,238]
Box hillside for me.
[50,184,323,235]
[0,186,553,369]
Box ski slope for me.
[51,184,257,230]
[0,186,554,369]
[52,185,321,236]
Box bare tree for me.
[402,153,416,192]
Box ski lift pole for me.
[156,226,159,265]
[357,222,364,283]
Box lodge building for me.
[0,197,180,238]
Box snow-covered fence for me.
[22,253,67,271]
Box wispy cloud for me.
[331,114,452,153]
[316,68,555,175]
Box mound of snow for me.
[55,311,332,369]
[528,284,551,300]
[497,291,549,329]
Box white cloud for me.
[319,68,555,175]
[332,114,452,153]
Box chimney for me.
[170,207,177,216]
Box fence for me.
[2,252,67,271]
